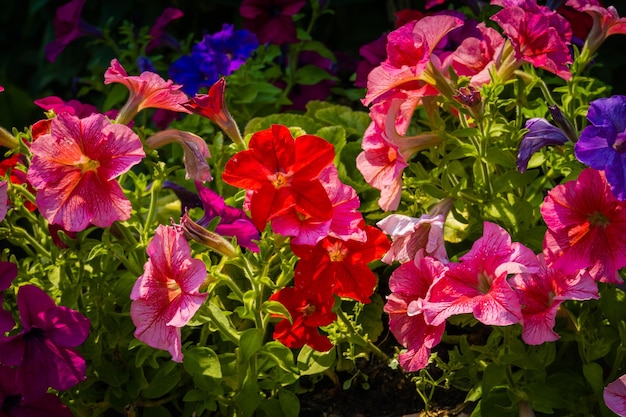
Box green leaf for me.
[294,65,335,85]
[239,328,264,363]
[583,362,604,395]
[262,300,292,322]
[279,389,301,417]
[142,361,181,399]
[357,293,384,342]
[183,346,222,380]
[243,114,322,136]
[297,345,336,376]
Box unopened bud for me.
[180,214,237,258]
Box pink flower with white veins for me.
[130,225,208,362]
[378,213,447,264]
[422,222,539,327]
[510,254,598,345]
[26,112,145,232]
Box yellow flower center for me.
[75,155,100,174]
[327,241,348,262]
[267,171,293,189]
[166,279,182,302]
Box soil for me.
[298,338,474,417]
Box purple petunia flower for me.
[0,365,72,417]
[240,0,306,45]
[575,95,626,200]
[169,24,258,96]
[517,117,569,172]
[0,262,17,334]
[0,285,90,402]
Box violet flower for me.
[146,7,184,53]
[240,0,306,45]
[169,24,258,96]
[44,0,103,62]
[0,365,72,417]
[517,117,569,172]
[575,95,626,199]
[0,285,90,402]
[0,262,17,334]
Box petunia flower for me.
[604,374,626,417]
[44,0,103,62]
[270,164,366,246]
[0,365,72,417]
[0,154,36,212]
[195,181,260,252]
[222,124,335,231]
[574,95,626,200]
[0,262,17,333]
[355,34,388,88]
[377,212,448,264]
[240,0,306,45]
[130,225,208,362]
[490,0,572,80]
[26,112,145,232]
[291,224,390,304]
[169,24,258,96]
[385,253,446,371]
[451,22,505,86]
[566,0,626,59]
[146,129,212,182]
[422,221,539,327]
[146,7,184,53]
[541,167,626,284]
[0,284,90,402]
[104,58,190,125]
[517,117,570,172]
[34,95,98,118]
[510,254,598,345]
[183,78,244,147]
[269,286,336,352]
[0,181,6,222]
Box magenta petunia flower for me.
[44,0,102,62]
[510,254,598,345]
[491,0,572,80]
[195,181,260,252]
[605,374,626,417]
[34,95,98,118]
[240,0,306,45]
[541,168,626,284]
[130,225,208,362]
[0,285,90,402]
[146,7,184,53]
[0,262,17,333]
[0,181,7,222]
[574,95,626,200]
[0,364,72,417]
[26,112,145,232]
[566,0,626,56]
[104,59,190,125]
[422,222,539,327]
[385,254,446,371]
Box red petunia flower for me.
[291,224,390,304]
[240,0,306,45]
[222,124,335,231]
[269,286,336,352]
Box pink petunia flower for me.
[491,0,572,80]
[510,254,598,345]
[130,225,208,362]
[422,222,539,327]
[34,95,98,118]
[541,168,626,284]
[146,129,212,182]
[605,374,626,417]
[566,0,626,58]
[44,0,102,62]
[377,212,448,264]
[0,285,90,402]
[451,23,505,86]
[26,112,145,232]
[385,253,447,371]
[104,59,190,125]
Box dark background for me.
[1,0,624,129]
